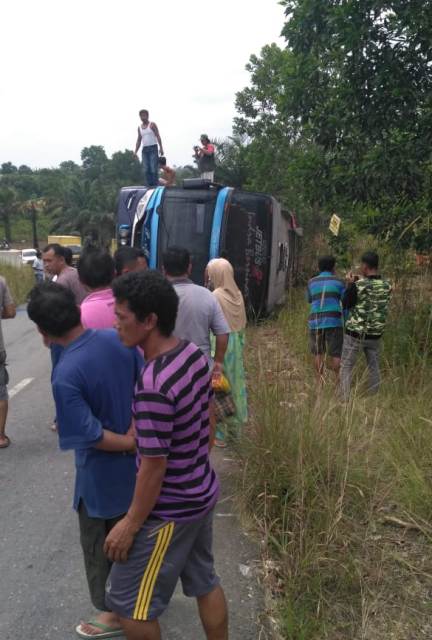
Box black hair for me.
[114,246,140,276]
[162,246,190,277]
[318,255,336,273]
[42,243,66,258]
[78,248,115,289]
[139,109,149,117]
[200,134,210,143]
[27,282,81,337]
[158,156,167,167]
[361,251,379,270]
[63,246,73,266]
[113,270,178,337]
[35,249,41,258]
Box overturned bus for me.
[116,180,302,317]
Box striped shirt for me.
[307,271,345,330]
[134,340,219,522]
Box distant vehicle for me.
[21,248,37,265]
[117,180,302,317]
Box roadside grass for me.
[240,284,432,639]
[0,264,35,305]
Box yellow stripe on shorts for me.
[133,522,175,621]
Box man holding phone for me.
[340,251,392,401]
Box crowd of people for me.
[0,240,392,639]
[0,242,248,639]
[134,108,216,187]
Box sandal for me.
[0,435,10,449]
[75,620,124,639]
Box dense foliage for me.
[234,0,432,250]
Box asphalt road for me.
[0,310,263,640]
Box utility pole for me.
[30,202,38,248]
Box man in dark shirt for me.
[341,251,391,400]
[28,282,141,638]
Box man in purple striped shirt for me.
[104,270,228,640]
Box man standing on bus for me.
[134,109,164,187]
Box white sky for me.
[0,0,285,169]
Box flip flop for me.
[0,435,10,449]
[75,620,124,639]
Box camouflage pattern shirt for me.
[344,276,391,337]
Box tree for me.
[81,146,109,180]
[235,1,432,245]
[1,162,18,175]
[0,186,20,242]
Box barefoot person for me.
[158,156,176,186]
[134,109,164,187]
[0,275,16,449]
[104,270,229,640]
[27,282,142,639]
[307,255,345,384]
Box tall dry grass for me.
[0,264,35,305]
[240,276,432,639]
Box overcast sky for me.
[0,0,285,170]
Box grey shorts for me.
[106,509,219,621]
[0,351,9,401]
[309,328,343,358]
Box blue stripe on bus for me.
[209,187,232,260]
[148,187,165,269]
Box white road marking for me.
[9,377,34,399]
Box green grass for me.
[0,264,35,305]
[239,285,432,639]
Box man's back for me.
[53,329,141,517]
[57,266,88,305]
[307,271,345,330]
[173,279,229,360]
[80,288,115,329]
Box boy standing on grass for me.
[104,270,228,640]
[340,251,392,401]
[307,256,345,383]
[0,275,16,449]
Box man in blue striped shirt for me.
[307,256,345,382]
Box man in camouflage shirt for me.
[340,252,391,401]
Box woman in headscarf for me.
[206,258,248,446]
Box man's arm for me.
[104,455,167,562]
[94,426,135,453]
[342,282,358,310]
[1,281,15,319]
[134,127,142,156]
[2,303,16,319]
[53,379,133,452]
[151,122,164,155]
[103,388,174,562]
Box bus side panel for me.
[221,192,272,318]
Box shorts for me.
[106,509,219,621]
[0,351,9,401]
[309,327,343,358]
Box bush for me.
[0,264,35,305]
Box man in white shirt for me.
[134,109,164,187]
